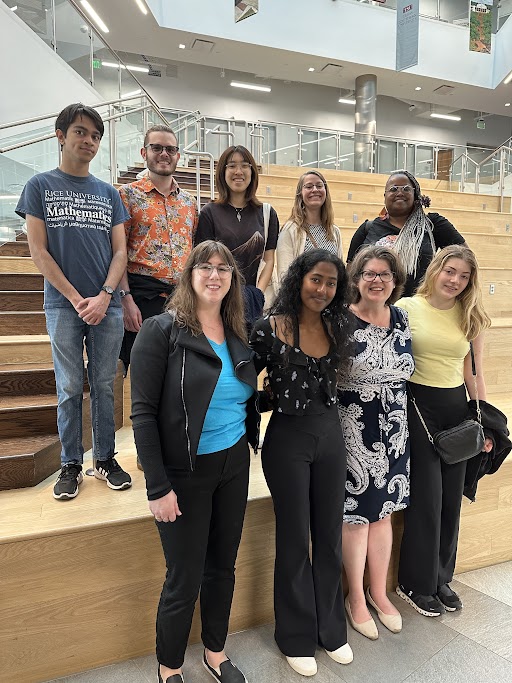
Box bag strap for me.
[263,202,271,249]
[409,340,481,444]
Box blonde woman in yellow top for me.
[276,171,343,287]
[396,245,491,618]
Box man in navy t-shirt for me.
[16,103,132,500]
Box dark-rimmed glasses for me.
[193,263,234,278]
[145,144,179,156]
[360,270,395,282]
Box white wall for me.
[0,2,101,125]
[135,60,512,149]
[148,0,496,88]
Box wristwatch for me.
[119,289,131,298]
[101,285,114,296]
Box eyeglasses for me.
[193,263,234,278]
[386,185,413,194]
[225,162,252,171]
[360,270,395,282]
[145,144,179,156]
[302,183,326,191]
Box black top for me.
[347,213,465,296]
[250,316,339,416]
[195,202,279,286]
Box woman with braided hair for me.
[347,170,465,296]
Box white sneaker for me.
[325,642,353,665]
[285,656,317,676]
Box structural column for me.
[354,74,377,173]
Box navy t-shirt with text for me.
[16,168,129,309]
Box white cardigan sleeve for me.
[276,221,300,284]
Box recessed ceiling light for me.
[504,70,512,85]
[10,4,18,10]
[308,67,315,72]
[80,1,109,33]
[430,112,461,121]
[506,103,511,107]
[179,44,186,49]
[230,81,271,92]
[102,61,149,73]
[338,98,356,105]
[134,0,147,15]
[415,86,422,91]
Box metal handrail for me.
[448,152,480,193]
[183,141,215,212]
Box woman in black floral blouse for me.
[250,249,353,678]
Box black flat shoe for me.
[437,583,463,611]
[203,649,247,683]
[158,666,184,682]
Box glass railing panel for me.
[502,148,512,202]
[375,140,398,175]
[338,135,355,172]
[115,106,145,179]
[301,130,319,168]
[92,39,121,101]
[6,0,54,50]
[414,145,435,180]
[54,0,93,86]
[318,133,338,171]
[478,155,501,195]
[272,124,299,167]
[448,156,463,191]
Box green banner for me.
[469,1,493,53]
[235,0,259,23]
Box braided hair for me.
[388,169,435,277]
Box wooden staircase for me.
[0,235,124,491]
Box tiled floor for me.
[44,562,512,683]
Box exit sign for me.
[93,59,101,69]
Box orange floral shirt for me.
[119,176,198,285]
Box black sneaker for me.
[94,457,132,490]
[437,583,463,611]
[396,584,445,617]
[53,463,83,500]
[203,650,247,683]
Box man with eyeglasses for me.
[118,124,198,374]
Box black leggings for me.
[399,383,468,595]
[262,410,347,656]
[155,436,250,669]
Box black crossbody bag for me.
[409,342,484,465]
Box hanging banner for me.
[396,1,419,71]
[469,1,493,53]
[235,0,259,23]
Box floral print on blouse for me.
[250,316,339,416]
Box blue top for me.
[197,338,254,455]
[16,168,129,309]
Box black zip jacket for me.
[130,312,259,501]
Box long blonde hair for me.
[166,241,247,342]
[288,170,336,241]
[416,245,491,340]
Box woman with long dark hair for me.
[195,145,279,324]
[250,249,354,677]
[347,170,465,296]
[131,241,258,683]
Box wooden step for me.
[0,393,60,438]
[0,434,62,490]
[15,231,28,241]
[0,291,43,311]
[0,363,56,396]
[0,273,43,291]
[0,241,31,257]
[0,335,52,365]
[0,256,38,274]
[0,311,47,334]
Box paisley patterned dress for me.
[337,306,414,524]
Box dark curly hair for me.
[269,249,353,377]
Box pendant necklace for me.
[232,205,244,222]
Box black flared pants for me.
[262,410,347,656]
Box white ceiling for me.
[86,0,512,119]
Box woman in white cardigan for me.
[276,170,344,287]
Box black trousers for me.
[262,410,347,656]
[399,383,468,595]
[155,436,250,669]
